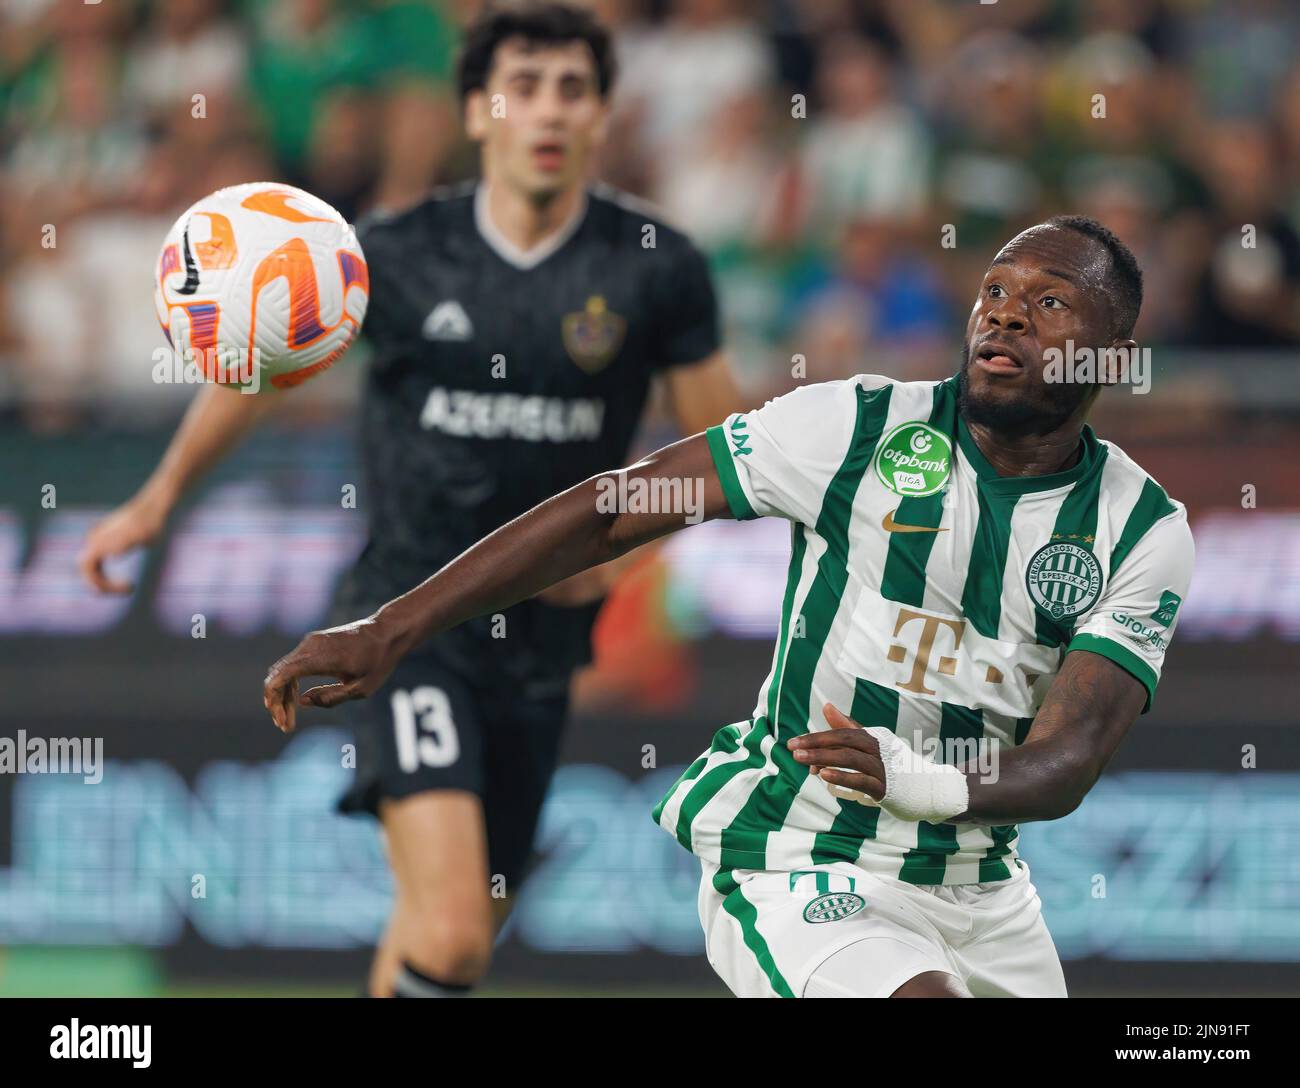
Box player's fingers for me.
[78,548,133,595]
[788,729,878,754]
[818,767,885,800]
[264,645,321,699]
[790,744,882,776]
[263,670,288,726]
[264,678,284,731]
[279,677,299,732]
[299,680,363,709]
[264,654,313,731]
[264,676,297,733]
[823,703,862,731]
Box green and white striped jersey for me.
[654,374,1194,885]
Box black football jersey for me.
[334,182,721,682]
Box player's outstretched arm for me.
[263,432,729,731]
[79,384,281,593]
[536,351,745,607]
[787,650,1146,826]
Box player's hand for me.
[263,617,404,733]
[78,494,169,594]
[786,703,886,804]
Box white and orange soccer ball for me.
[154,182,369,391]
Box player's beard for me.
[957,343,1092,436]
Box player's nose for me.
[986,307,1028,333]
[530,87,567,126]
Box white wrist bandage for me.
[825,726,970,823]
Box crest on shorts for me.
[802,892,866,924]
[563,295,625,374]
[1026,538,1103,621]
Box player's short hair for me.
[457,1,617,103]
[1044,214,1144,339]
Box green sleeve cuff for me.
[706,424,758,521]
[1067,633,1159,713]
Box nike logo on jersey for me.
[881,510,948,534]
[422,301,473,341]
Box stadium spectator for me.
[792,35,930,242]
[2,0,1299,421]
[124,0,248,123]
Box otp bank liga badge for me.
[874,421,953,497]
[803,892,866,924]
[563,295,626,374]
[1026,538,1103,621]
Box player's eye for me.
[1041,296,1066,310]
[558,76,589,100]
[987,284,1005,298]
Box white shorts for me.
[698,858,1067,998]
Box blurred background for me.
[1,0,1298,996]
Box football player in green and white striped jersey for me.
[264,215,1193,998]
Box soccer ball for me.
[154,182,369,391]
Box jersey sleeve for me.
[705,379,872,525]
[650,235,722,369]
[1067,507,1195,712]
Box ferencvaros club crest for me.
[1025,537,1103,621]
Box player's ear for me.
[1102,338,1139,386]
[465,89,489,142]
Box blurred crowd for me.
[2,0,1300,429]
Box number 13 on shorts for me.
[392,686,461,771]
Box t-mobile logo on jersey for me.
[886,608,1037,697]
[888,609,965,695]
[838,590,1054,722]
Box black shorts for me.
[337,648,571,890]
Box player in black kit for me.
[80,3,741,997]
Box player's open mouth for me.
[532,143,566,170]
[975,341,1026,374]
